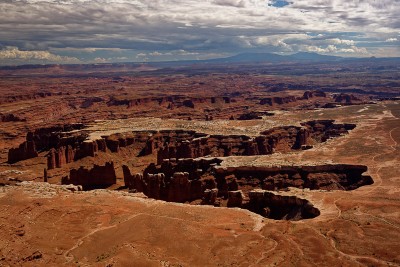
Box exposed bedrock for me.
[61,162,116,190]
[247,190,320,220]
[155,120,356,163]
[0,113,26,122]
[8,124,86,164]
[6,123,149,168]
[259,96,297,105]
[236,111,274,120]
[123,158,338,220]
[333,93,362,104]
[8,132,38,163]
[80,97,104,108]
[123,158,221,203]
[301,90,327,100]
[106,95,233,109]
[123,158,371,221]
[214,164,373,193]
[7,120,356,170]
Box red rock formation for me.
[202,188,218,205]
[62,162,116,190]
[9,120,356,169]
[0,113,25,122]
[260,96,296,106]
[333,93,361,104]
[143,173,165,199]
[124,158,221,202]
[126,158,371,220]
[167,172,191,202]
[122,165,145,192]
[214,164,372,192]
[46,140,100,169]
[227,190,244,207]
[8,133,38,163]
[80,97,104,108]
[8,124,85,164]
[301,90,327,100]
[301,120,356,142]
[153,120,355,163]
[182,99,195,108]
[55,146,67,168]
[47,149,57,170]
[248,190,320,220]
[106,95,237,110]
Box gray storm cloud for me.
[0,0,399,64]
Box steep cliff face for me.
[214,164,373,193]
[8,124,85,164]
[123,158,221,203]
[154,120,356,163]
[7,123,151,168]
[301,90,327,99]
[0,113,25,122]
[46,139,108,169]
[106,95,234,109]
[61,162,116,190]
[259,96,297,106]
[8,120,356,170]
[124,158,371,221]
[8,132,38,163]
[247,190,320,220]
[333,93,361,104]
[300,120,356,143]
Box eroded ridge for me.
[247,190,320,220]
[7,120,356,170]
[116,158,372,220]
[213,164,373,193]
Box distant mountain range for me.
[1,52,400,70]
[205,52,342,63]
[144,52,400,67]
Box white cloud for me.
[93,57,107,63]
[0,46,80,63]
[0,0,399,63]
[385,38,398,42]
[213,0,247,8]
[329,38,355,46]
[302,44,368,55]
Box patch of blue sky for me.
[268,0,290,8]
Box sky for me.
[0,0,399,65]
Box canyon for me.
[0,64,399,266]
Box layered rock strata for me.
[8,120,356,172]
[214,164,373,193]
[61,162,116,190]
[123,158,371,221]
[123,158,220,203]
[247,190,320,220]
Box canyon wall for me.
[124,158,372,204]
[61,162,116,190]
[7,120,356,172]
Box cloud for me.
[0,0,399,64]
[329,38,355,46]
[386,38,398,42]
[93,57,107,63]
[303,44,368,55]
[213,0,247,8]
[0,46,80,63]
